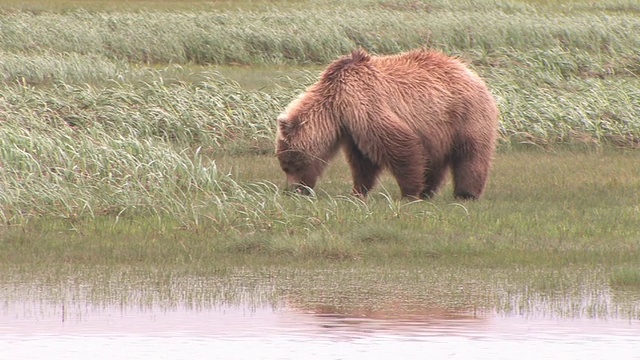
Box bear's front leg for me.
[348,113,426,199]
[381,144,426,199]
[391,163,425,199]
[451,145,492,200]
[343,137,382,197]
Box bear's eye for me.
[281,160,300,173]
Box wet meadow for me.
[1,1,640,347]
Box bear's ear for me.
[278,114,291,132]
[278,114,305,138]
[277,113,288,125]
[277,114,292,136]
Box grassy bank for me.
[1,71,638,227]
[2,150,639,270]
[0,0,639,274]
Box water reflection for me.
[1,300,639,360]
[1,266,640,359]
[289,302,487,338]
[1,300,487,338]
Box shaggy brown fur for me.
[275,49,499,200]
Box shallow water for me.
[1,266,639,359]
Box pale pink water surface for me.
[1,301,639,360]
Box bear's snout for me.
[283,174,313,195]
[294,185,312,196]
[283,183,313,196]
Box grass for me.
[1,149,638,270]
[0,0,315,13]
[0,0,639,274]
[610,267,640,289]
[0,6,639,67]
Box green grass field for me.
[0,0,639,285]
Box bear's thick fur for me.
[275,49,499,200]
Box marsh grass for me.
[2,149,638,269]
[0,51,133,86]
[0,0,315,13]
[1,2,639,66]
[1,67,638,227]
[610,268,640,289]
[3,262,639,320]
[1,0,639,272]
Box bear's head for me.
[275,111,327,195]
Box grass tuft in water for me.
[610,267,640,289]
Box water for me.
[1,266,639,359]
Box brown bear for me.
[275,49,499,200]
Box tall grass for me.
[1,0,639,253]
[1,72,639,225]
[0,5,639,66]
[0,73,287,224]
[493,73,640,147]
[0,70,284,144]
[0,51,133,85]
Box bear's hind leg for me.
[344,137,382,197]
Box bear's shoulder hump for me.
[322,49,372,82]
